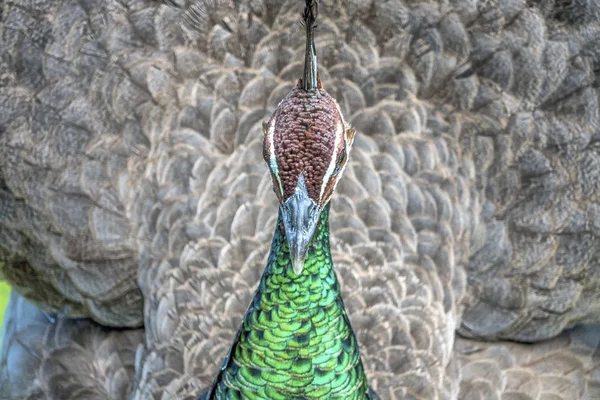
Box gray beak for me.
[280,175,321,275]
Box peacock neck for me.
[211,203,370,399]
[263,203,337,298]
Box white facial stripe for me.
[267,118,285,196]
[319,103,345,200]
[325,100,353,199]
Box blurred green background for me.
[0,281,10,334]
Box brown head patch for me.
[264,87,346,204]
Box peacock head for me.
[262,80,355,275]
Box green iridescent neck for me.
[208,204,370,399]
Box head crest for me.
[301,0,319,91]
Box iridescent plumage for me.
[205,206,374,399]
[2,0,600,399]
[203,2,374,397]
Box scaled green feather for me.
[206,205,371,399]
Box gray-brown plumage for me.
[0,0,144,327]
[0,292,143,400]
[456,324,600,400]
[0,0,599,399]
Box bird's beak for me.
[280,176,321,275]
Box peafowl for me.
[202,3,377,397]
[1,0,600,399]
